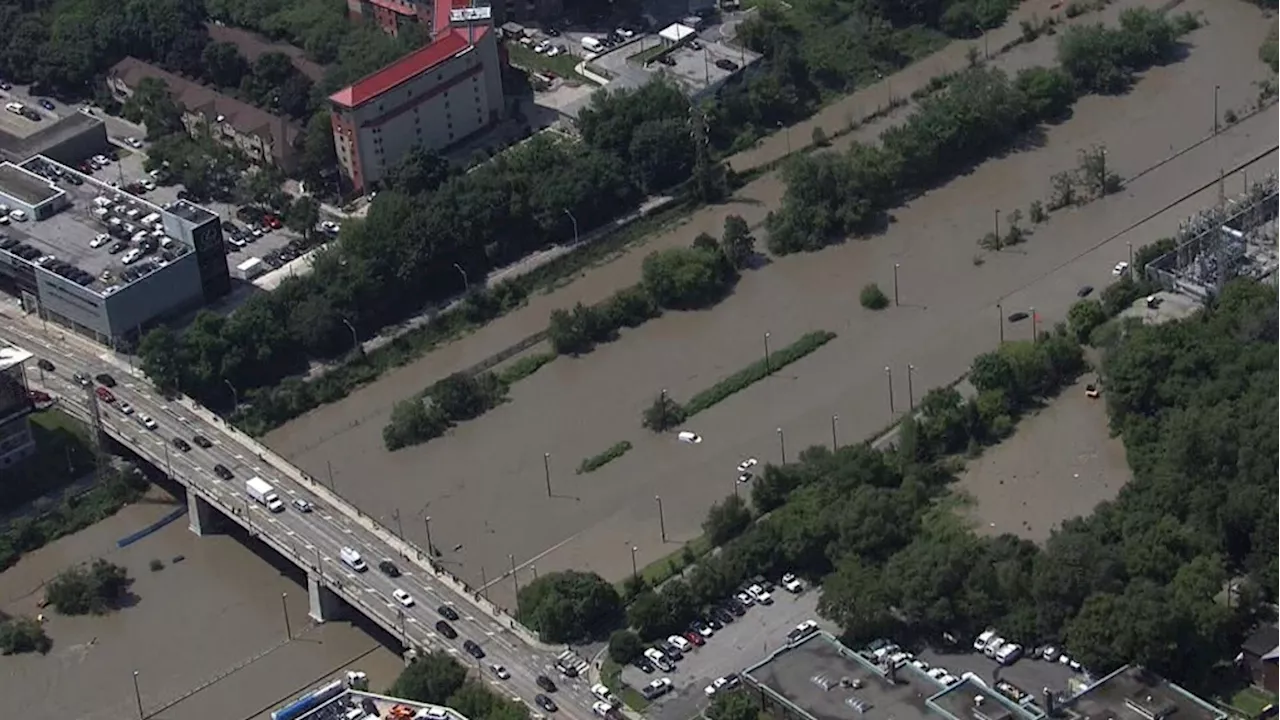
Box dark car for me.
[109,241,127,254]
[95,373,116,387]
[1076,285,1094,297]
[463,640,485,659]
[535,694,558,713]
[213,464,234,480]
[192,434,212,448]
[661,642,683,661]
[705,615,724,630]
[712,606,735,624]
[39,99,55,111]
[536,675,557,692]
[715,58,740,71]
[172,437,191,452]
[438,604,459,621]
[634,656,656,674]
[545,26,560,36]
[435,620,458,639]
[726,598,747,616]
[379,559,401,577]
[1007,311,1029,322]
[36,358,54,372]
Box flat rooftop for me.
[297,687,469,720]
[0,156,194,295]
[1067,667,1225,720]
[745,634,943,720]
[0,163,63,205]
[0,344,34,373]
[931,678,1041,720]
[0,111,104,163]
[660,41,753,95]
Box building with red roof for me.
[330,0,505,194]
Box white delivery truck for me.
[246,476,285,512]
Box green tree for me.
[703,494,752,546]
[819,556,895,642]
[721,214,755,269]
[860,283,889,310]
[1067,299,1107,343]
[641,392,687,432]
[46,559,130,615]
[626,590,670,640]
[641,246,735,310]
[298,111,339,187]
[384,145,453,196]
[516,570,621,643]
[123,77,184,140]
[201,41,249,88]
[387,653,468,704]
[707,691,761,720]
[608,629,644,664]
[285,196,321,239]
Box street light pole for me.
[660,388,668,430]
[563,208,580,245]
[1213,84,1220,135]
[452,262,469,291]
[907,365,916,411]
[997,302,1005,343]
[777,427,786,464]
[341,318,359,355]
[542,452,552,497]
[893,263,900,306]
[994,209,1001,250]
[763,332,771,373]
[885,366,895,414]
[393,508,404,539]
[655,495,666,542]
[423,515,433,555]
[1031,307,1038,342]
[1127,241,1135,281]
[326,460,336,492]
[281,592,292,640]
[830,415,839,451]
[510,553,520,599]
[224,379,238,414]
[132,670,144,720]
[630,545,638,580]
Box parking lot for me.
[620,585,833,720]
[917,645,1081,697]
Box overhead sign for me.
[450,6,492,22]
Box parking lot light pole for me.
[1030,307,1038,342]
[893,263,900,306]
[885,366,895,414]
[907,365,916,411]
[763,332,772,373]
[996,302,1005,344]
[542,453,552,497]
[630,545,638,580]
[281,592,292,640]
[655,495,666,542]
[830,415,839,451]
[423,514,433,555]
[132,670,144,720]
[777,427,787,464]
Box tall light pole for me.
[392,508,404,539]
[509,553,520,600]
[224,379,238,414]
[1213,84,1220,135]
[341,318,359,355]
[655,495,666,542]
[660,388,668,430]
[907,365,916,411]
[423,514,434,555]
[830,414,839,451]
[281,592,292,640]
[563,208,579,245]
[629,545,638,580]
[777,427,786,464]
[1030,307,1038,342]
[763,332,772,372]
[452,262,469,291]
[893,263,901,306]
[132,670,144,720]
[542,452,552,497]
[994,209,1001,250]
[1127,241,1135,281]
[996,302,1005,344]
[885,366,895,414]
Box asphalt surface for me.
[0,312,598,720]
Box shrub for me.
[577,442,634,474]
[860,283,890,310]
[608,629,643,664]
[681,331,838,418]
[0,616,51,655]
[46,559,131,615]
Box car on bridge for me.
[36,358,54,372]
[118,401,133,415]
[464,640,485,659]
[292,498,312,513]
[378,559,400,577]
[95,386,115,403]
[95,373,116,387]
[213,464,234,480]
[438,604,459,621]
[140,415,157,430]
[171,437,191,452]
[192,434,212,448]
[392,589,415,607]
[435,620,458,639]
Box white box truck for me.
[246,476,285,512]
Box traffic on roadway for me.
[0,314,598,720]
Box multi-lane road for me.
[0,312,599,720]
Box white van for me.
[591,684,617,704]
[592,701,613,718]
[581,36,603,53]
[141,212,161,226]
[340,546,368,572]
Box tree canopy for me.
[388,652,529,720]
[516,570,622,643]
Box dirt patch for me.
[262,0,1278,610]
[955,377,1132,543]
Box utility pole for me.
[629,545,638,580]
[997,302,1005,343]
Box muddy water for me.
[0,490,402,720]
[264,0,1276,611]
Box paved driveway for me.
[622,588,832,720]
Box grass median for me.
[600,657,651,711]
[577,441,633,475]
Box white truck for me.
[246,476,285,513]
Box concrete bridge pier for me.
[187,492,219,536]
[308,574,343,623]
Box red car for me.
[263,214,281,230]
[27,390,52,405]
[685,632,706,647]
[95,386,115,403]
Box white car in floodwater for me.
[678,431,703,444]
